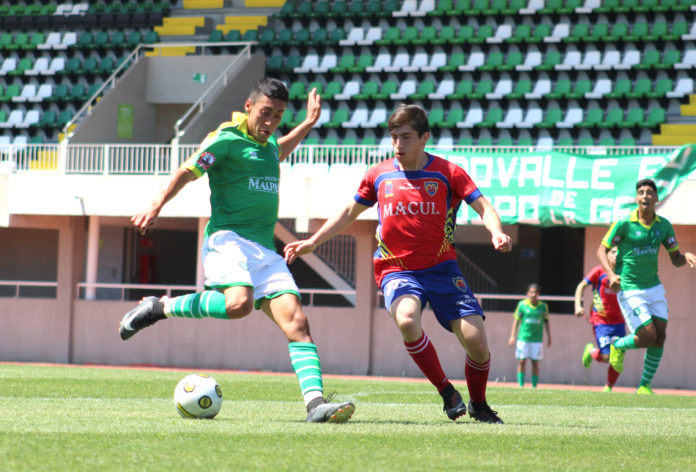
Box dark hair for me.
[527,283,540,292]
[636,178,657,193]
[387,104,430,137]
[249,77,288,104]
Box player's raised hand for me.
[284,239,317,264]
[492,232,512,252]
[304,87,321,126]
[131,206,159,235]
[685,251,696,268]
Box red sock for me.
[404,333,450,392]
[607,365,620,387]
[465,354,490,403]
[591,348,603,362]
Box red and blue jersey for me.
[584,265,624,326]
[355,153,482,285]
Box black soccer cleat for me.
[119,296,166,340]
[441,386,467,421]
[467,400,504,424]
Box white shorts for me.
[515,340,543,361]
[617,284,668,333]
[202,230,300,306]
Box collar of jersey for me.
[392,152,433,171]
[218,112,268,147]
[629,208,660,229]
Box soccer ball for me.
[173,374,223,419]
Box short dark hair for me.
[249,77,288,104]
[387,104,430,137]
[636,178,657,193]
[527,283,540,292]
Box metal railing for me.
[1,144,681,176]
[0,280,58,298]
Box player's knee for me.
[225,297,254,318]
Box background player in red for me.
[574,246,625,392]
[284,104,512,423]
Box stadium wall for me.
[0,220,694,390]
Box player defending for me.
[574,247,625,392]
[508,284,550,388]
[284,104,511,423]
[598,178,696,395]
[118,78,354,423]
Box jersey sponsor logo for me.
[425,181,438,196]
[198,152,215,169]
[398,183,420,191]
[382,201,440,217]
[632,246,658,256]
[452,276,468,292]
[385,181,394,198]
[248,176,279,193]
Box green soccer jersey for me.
[601,209,679,291]
[514,299,549,343]
[183,112,282,250]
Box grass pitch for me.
[1,364,694,472]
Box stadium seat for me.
[508,78,532,99]
[537,106,563,128]
[556,103,583,128]
[616,47,641,70]
[675,48,696,69]
[390,75,418,99]
[442,105,465,128]
[354,79,379,101]
[556,47,582,70]
[30,84,53,103]
[403,48,430,72]
[421,48,447,72]
[477,106,503,128]
[361,102,388,128]
[374,79,398,100]
[335,79,361,100]
[458,48,485,71]
[470,76,494,99]
[497,103,524,128]
[526,75,552,99]
[585,74,612,98]
[666,75,694,98]
[577,106,604,129]
[409,78,436,99]
[517,48,543,71]
[25,57,50,76]
[343,102,369,128]
[599,104,624,128]
[595,47,621,70]
[518,105,543,129]
[456,103,484,129]
[429,75,455,99]
[365,48,391,72]
[607,75,632,99]
[13,84,38,103]
[489,23,513,43]
[486,75,513,99]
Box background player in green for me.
[509,284,551,388]
[118,78,355,423]
[598,178,695,395]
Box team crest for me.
[197,151,215,170]
[425,181,438,196]
[611,235,621,245]
[385,180,394,198]
[452,277,468,292]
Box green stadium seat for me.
[636,0,659,11]
[454,25,475,44]
[537,108,563,128]
[276,1,294,17]
[577,108,604,128]
[0,84,20,102]
[507,24,531,44]
[477,107,503,128]
[395,27,419,46]
[564,23,589,43]
[442,107,465,128]
[331,53,355,73]
[500,50,523,71]
[433,26,455,45]
[616,0,640,13]
[649,78,673,98]
[586,22,609,42]
[429,0,453,16]
[9,57,33,76]
[349,52,373,73]
[309,1,330,18]
[626,78,652,99]
[546,78,572,99]
[536,49,561,70]
[479,51,504,71]
[266,55,282,72]
[428,106,446,128]
[635,49,661,70]
[308,28,329,46]
[666,21,689,41]
[470,78,494,98]
[452,0,472,15]
[0,33,13,49]
[507,79,532,99]
[257,28,274,45]
[28,32,45,49]
[626,21,649,42]
[569,78,592,99]
[620,107,644,128]
[376,27,400,46]
[37,110,57,129]
[472,25,494,43]
[374,80,398,100]
[415,26,437,45]
[288,82,306,101]
[440,50,465,71]
[607,77,631,99]
[69,84,86,102]
[468,0,490,15]
[12,32,30,50]
[658,49,681,70]
[323,108,349,128]
[596,0,621,13]
[323,81,342,100]
[539,0,563,14]
[354,80,379,100]
[527,24,551,43]
[556,0,583,14]
[597,107,622,128]
[641,107,665,128]
[448,79,474,99]
[326,0,347,18]
[607,21,629,42]
[646,22,669,42]
[409,80,436,100]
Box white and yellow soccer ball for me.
[173,374,223,419]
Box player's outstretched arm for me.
[284,200,368,264]
[669,249,696,268]
[573,279,589,318]
[277,88,321,161]
[469,195,511,252]
[508,318,519,346]
[131,167,196,234]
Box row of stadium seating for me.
[265,0,696,145]
[0,30,160,52]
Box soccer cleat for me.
[582,343,594,368]
[467,400,504,424]
[609,344,625,373]
[636,385,654,395]
[119,296,166,340]
[442,388,467,421]
[306,400,355,423]
[603,385,612,393]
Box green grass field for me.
[1,364,694,472]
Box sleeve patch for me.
[197,151,216,170]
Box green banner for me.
[435,145,696,226]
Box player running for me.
[508,284,551,388]
[284,104,511,423]
[118,78,354,423]
[574,247,625,392]
[598,178,696,395]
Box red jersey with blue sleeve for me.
[584,265,624,325]
[355,153,482,285]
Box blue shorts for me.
[593,323,626,354]
[380,260,485,332]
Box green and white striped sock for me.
[289,342,324,406]
[640,347,663,387]
[165,291,229,319]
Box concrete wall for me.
[1,217,694,390]
[69,53,264,144]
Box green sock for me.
[532,374,539,388]
[166,291,229,319]
[289,342,324,397]
[614,334,638,351]
[517,371,525,387]
[640,347,663,387]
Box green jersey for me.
[514,299,549,342]
[183,112,282,250]
[601,209,679,291]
